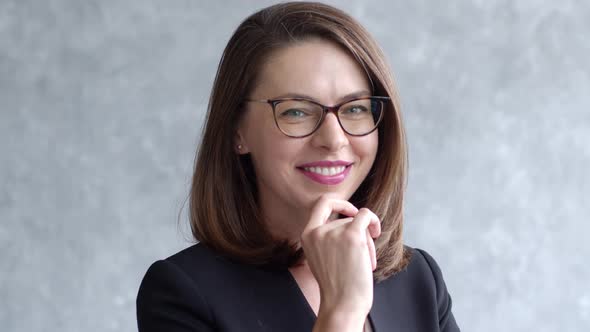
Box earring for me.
[237,144,242,150]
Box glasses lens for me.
[338,98,384,135]
[274,100,323,137]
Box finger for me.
[326,212,341,222]
[366,230,377,271]
[303,196,358,234]
[319,217,354,232]
[350,208,381,239]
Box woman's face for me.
[237,39,378,235]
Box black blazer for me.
[137,243,460,331]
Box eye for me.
[343,105,369,114]
[280,108,308,118]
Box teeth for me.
[303,166,346,175]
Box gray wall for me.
[1,0,588,331]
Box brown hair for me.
[189,1,411,281]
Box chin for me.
[320,191,351,200]
[299,188,354,207]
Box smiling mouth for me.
[296,164,353,185]
[301,165,347,176]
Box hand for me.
[301,195,381,320]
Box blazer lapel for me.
[369,279,391,332]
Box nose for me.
[309,111,349,151]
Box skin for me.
[237,38,381,331]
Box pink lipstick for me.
[296,160,353,185]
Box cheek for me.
[355,133,378,163]
[243,113,283,159]
[249,134,305,175]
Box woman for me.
[137,2,460,331]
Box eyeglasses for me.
[243,96,390,138]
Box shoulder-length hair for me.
[189,1,411,281]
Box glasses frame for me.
[244,96,391,138]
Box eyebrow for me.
[272,90,372,103]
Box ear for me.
[234,128,250,154]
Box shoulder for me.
[140,243,245,292]
[136,243,245,330]
[388,245,452,298]
[136,243,294,331]
[138,243,275,304]
[163,242,228,272]
[392,245,459,331]
[403,245,448,284]
[136,244,220,330]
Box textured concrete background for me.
[1,0,588,331]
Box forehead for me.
[251,39,371,103]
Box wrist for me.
[313,306,366,332]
